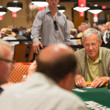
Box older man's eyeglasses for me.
[53,21,58,31]
[84,42,99,47]
[0,58,15,63]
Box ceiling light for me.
[89,6,102,14]
[94,4,98,7]
[74,7,89,12]
[7,1,23,12]
[31,0,48,7]
[89,10,102,14]
[0,6,7,16]
[73,3,90,12]
[57,5,66,13]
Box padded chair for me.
[13,44,27,62]
[9,62,31,83]
[27,43,34,62]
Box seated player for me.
[75,28,110,88]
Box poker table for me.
[73,82,110,110]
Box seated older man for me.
[75,28,110,88]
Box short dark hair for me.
[36,54,77,83]
[70,29,77,35]
[12,28,19,34]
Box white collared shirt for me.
[0,72,87,110]
[31,7,71,46]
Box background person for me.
[12,27,28,42]
[2,28,19,55]
[0,43,87,110]
[77,22,89,45]
[75,28,110,88]
[103,22,110,45]
[70,28,78,45]
[31,0,71,53]
[66,15,74,32]
[0,28,6,38]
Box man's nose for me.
[88,44,93,50]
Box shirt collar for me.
[87,47,102,62]
[45,7,50,13]
[27,72,57,87]
[99,47,102,61]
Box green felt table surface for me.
[73,87,110,108]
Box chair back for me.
[13,44,27,62]
[9,62,31,83]
[27,43,34,62]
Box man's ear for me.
[58,73,75,91]
[64,73,75,91]
[82,40,85,47]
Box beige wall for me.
[60,2,73,21]
[0,0,110,29]
[0,0,38,29]
[60,2,110,28]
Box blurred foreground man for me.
[0,39,14,93]
[75,28,110,88]
[0,43,87,110]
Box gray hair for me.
[82,28,101,42]
[81,22,89,28]
[0,39,12,58]
[70,28,77,35]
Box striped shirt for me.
[31,7,71,46]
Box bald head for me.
[39,43,74,63]
[37,43,78,83]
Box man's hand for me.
[91,77,109,88]
[28,60,37,75]
[75,74,87,88]
[26,60,37,81]
[33,41,43,53]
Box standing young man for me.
[31,0,71,53]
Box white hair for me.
[81,22,89,28]
[82,28,101,42]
